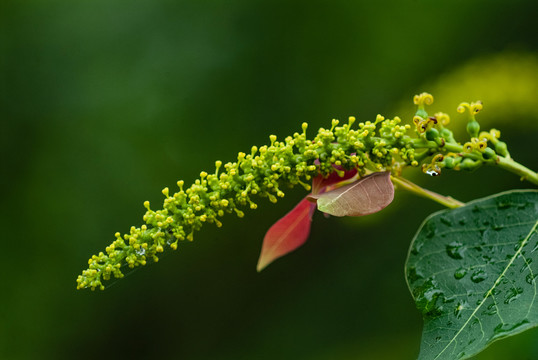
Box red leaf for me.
[257,198,316,272]
[308,171,394,217]
[311,168,358,195]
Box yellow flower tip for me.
[177,180,184,189]
[471,101,483,114]
[477,141,487,152]
[348,116,356,126]
[457,102,470,114]
[269,135,277,143]
[200,171,208,179]
[251,146,258,155]
[170,242,178,250]
[162,187,170,197]
[143,201,151,209]
[490,129,501,138]
[413,92,434,106]
[331,119,339,128]
[115,232,121,238]
[215,160,222,169]
[375,114,385,123]
[463,142,474,152]
[434,112,450,126]
[187,233,194,241]
[156,245,164,253]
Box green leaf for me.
[406,190,538,360]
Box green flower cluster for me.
[409,93,511,177]
[77,113,417,290]
[77,93,528,290]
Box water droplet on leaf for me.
[446,241,466,260]
[454,268,467,279]
[504,287,524,304]
[493,320,530,339]
[454,300,468,318]
[471,269,487,283]
[482,303,498,316]
[407,266,424,284]
[526,273,537,285]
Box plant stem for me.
[390,175,465,209]
[496,156,538,186]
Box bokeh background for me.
[2,1,538,359]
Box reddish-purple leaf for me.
[257,198,316,272]
[308,171,394,217]
[311,168,358,195]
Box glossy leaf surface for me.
[308,171,394,217]
[257,198,315,271]
[406,190,538,360]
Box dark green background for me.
[2,1,538,359]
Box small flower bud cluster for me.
[77,114,416,290]
[410,95,511,176]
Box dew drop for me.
[471,269,487,283]
[454,268,467,279]
[426,168,440,176]
[520,258,533,273]
[454,300,468,319]
[407,266,424,284]
[482,303,498,316]
[414,278,445,317]
[446,241,466,260]
[504,287,524,304]
[493,320,530,339]
[517,201,530,209]
[425,222,436,239]
[440,216,453,226]
[496,199,511,209]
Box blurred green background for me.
[2,1,538,359]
